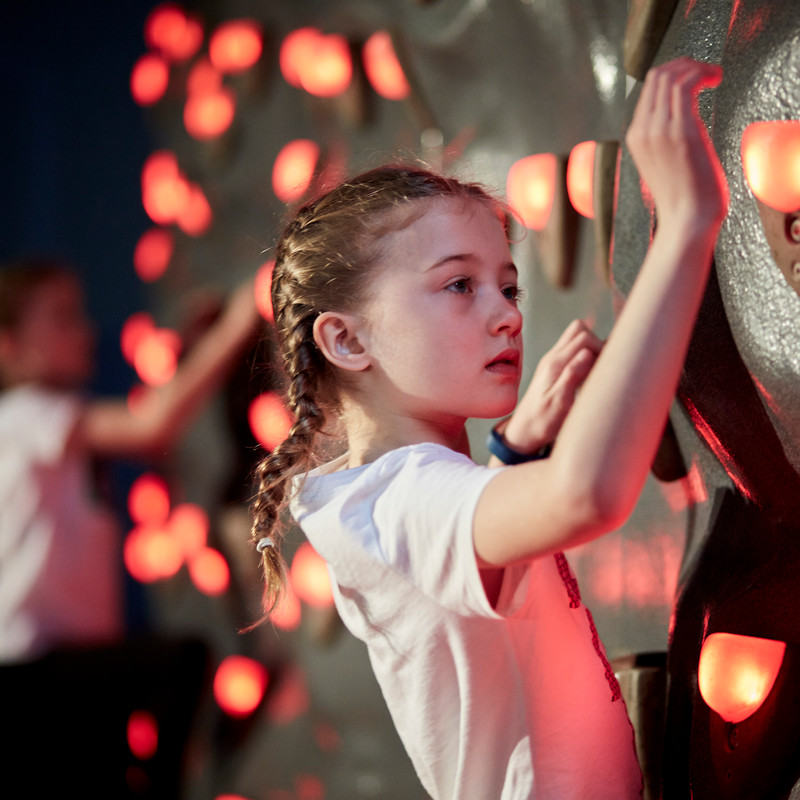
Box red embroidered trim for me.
[554,552,621,702]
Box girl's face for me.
[355,197,523,433]
[2,274,95,389]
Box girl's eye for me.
[502,284,523,303]
[447,278,472,294]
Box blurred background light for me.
[248,392,293,451]
[213,655,269,717]
[363,31,410,100]
[271,139,320,204]
[506,153,558,231]
[127,710,159,761]
[130,52,170,106]
[209,19,263,74]
[291,542,334,608]
[144,2,204,63]
[567,140,596,219]
[133,227,174,282]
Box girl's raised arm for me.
[74,279,261,460]
[474,58,728,567]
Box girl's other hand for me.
[625,57,729,237]
[501,319,603,454]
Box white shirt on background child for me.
[291,442,642,800]
[0,385,122,662]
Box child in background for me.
[250,58,728,799]
[0,259,261,662]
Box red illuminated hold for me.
[279,27,352,97]
[698,631,786,723]
[209,19,263,73]
[272,139,320,204]
[363,31,410,100]
[741,120,800,213]
[214,655,269,717]
[506,154,557,231]
[566,141,596,219]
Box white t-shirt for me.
[291,443,642,800]
[0,385,122,662]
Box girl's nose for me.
[490,292,522,337]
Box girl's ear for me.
[313,311,371,372]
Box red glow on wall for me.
[134,227,174,282]
[127,710,159,761]
[265,665,310,724]
[124,524,183,583]
[214,655,269,717]
[291,542,334,608]
[566,140,596,219]
[121,312,156,365]
[698,632,786,723]
[279,27,352,97]
[272,139,320,204]
[176,183,213,236]
[741,120,800,213]
[249,392,293,451]
[130,53,170,106]
[271,579,302,631]
[295,774,325,800]
[141,151,191,225]
[255,260,275,322]
[168,503,208,558]
[184,84,236,141]
[133,327,181,386]
[188,547,230,596]
[144,3,204,63]
[128,473,170,526]
[506,154,557,231]
[363,31,410,100]
[209,19,263,73]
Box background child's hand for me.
[500,319,603,454]
[625,57,729,236]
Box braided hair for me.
[250,165,506,614]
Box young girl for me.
[0,260,261,662]
[250,58,728,799]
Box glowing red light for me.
[295,774,325,800]
[272,139,320,204]
[141,151,191,225]
[133,327,181,386]
[291,542,334,608]
[144,3,204,63]
[255,260,275,322]
[506,153,558,231]
[128,473,170,526]
[121,312,156,365]
[124,524,182,583]
[265,665,310,724]
[130,53,170,106]
[566,140,596,219]
[183,86,236,141]
[248,392,293,451]
[168,503,208,558]
[188,547,230,596]
[741,120,800,213]
[176,183,213,236]
[213,655,269,717]
[187,57,223,95]
[133,227,174,282]
[279,27,352,97]
[209,19,263,73]
[698,632,786,723]
[127,710,159,760]
[363,31,410,100]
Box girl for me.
[250,58,728,799]
[0,260,261,662]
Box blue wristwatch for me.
[486,425,552,465]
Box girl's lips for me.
[486,349,520,375]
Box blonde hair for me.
[250,165,506,614]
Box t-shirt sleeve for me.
[371,445,517,618]
[11,388,82,464]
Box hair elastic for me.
[256,537,275,553]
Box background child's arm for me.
[73,279,261,459]
[475,58,729,567]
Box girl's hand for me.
[500,319,603,454]
[625,57,729,237]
